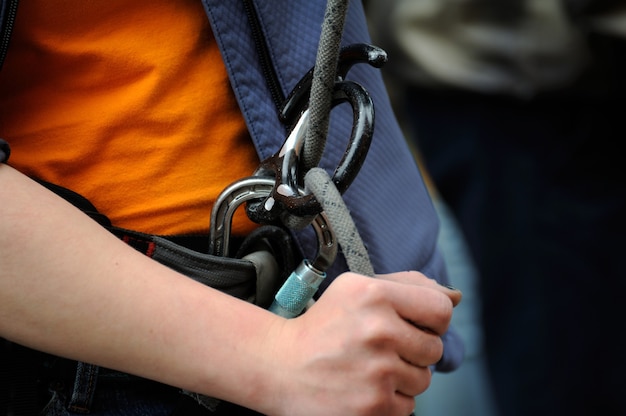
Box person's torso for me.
[0,0,259,236]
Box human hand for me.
[263,271,461,416]
[0,165,459,416]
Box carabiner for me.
[280,43,387,124]
[208,176,336,270]
[245,44,384,226]
[208,177,275,257]
[246,79,375,225]
[268,211,337,318]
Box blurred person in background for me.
[366,0,626,415]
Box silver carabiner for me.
[207,175,337,318]
[208,177,275,257]
[247,78,375,226]
[208,176,337,271]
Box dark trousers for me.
[404,36,626,415]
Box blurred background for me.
[364,1,626,415]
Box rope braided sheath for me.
[305,168,375,277]
[302,0,350,172]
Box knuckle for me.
[358,278,389,305]
[336,272,381,301]
[355,389,394,416]
[361,314,395,343]
[360,354,396,386]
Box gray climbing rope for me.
[305,168,375,277]
[302,0,350,172]
[301,0,376,276]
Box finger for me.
[376,271,462,306]
[396,318,445,367]
[375,279,455,336]
[393,391,420,416]
[393,357,433,397]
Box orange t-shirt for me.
[0,0,259,236]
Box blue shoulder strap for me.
[204,1,465,370]
[202,0,447,283]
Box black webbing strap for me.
[33,178,263,300]
[33,177,299,302]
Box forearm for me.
[0,163,281,410]
[0,163,462,416]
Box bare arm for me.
[0,163,284,407]
[0,163,460,416]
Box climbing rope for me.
[302,0,349,172]
[302,0,375,277]
[305,168,374,277]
